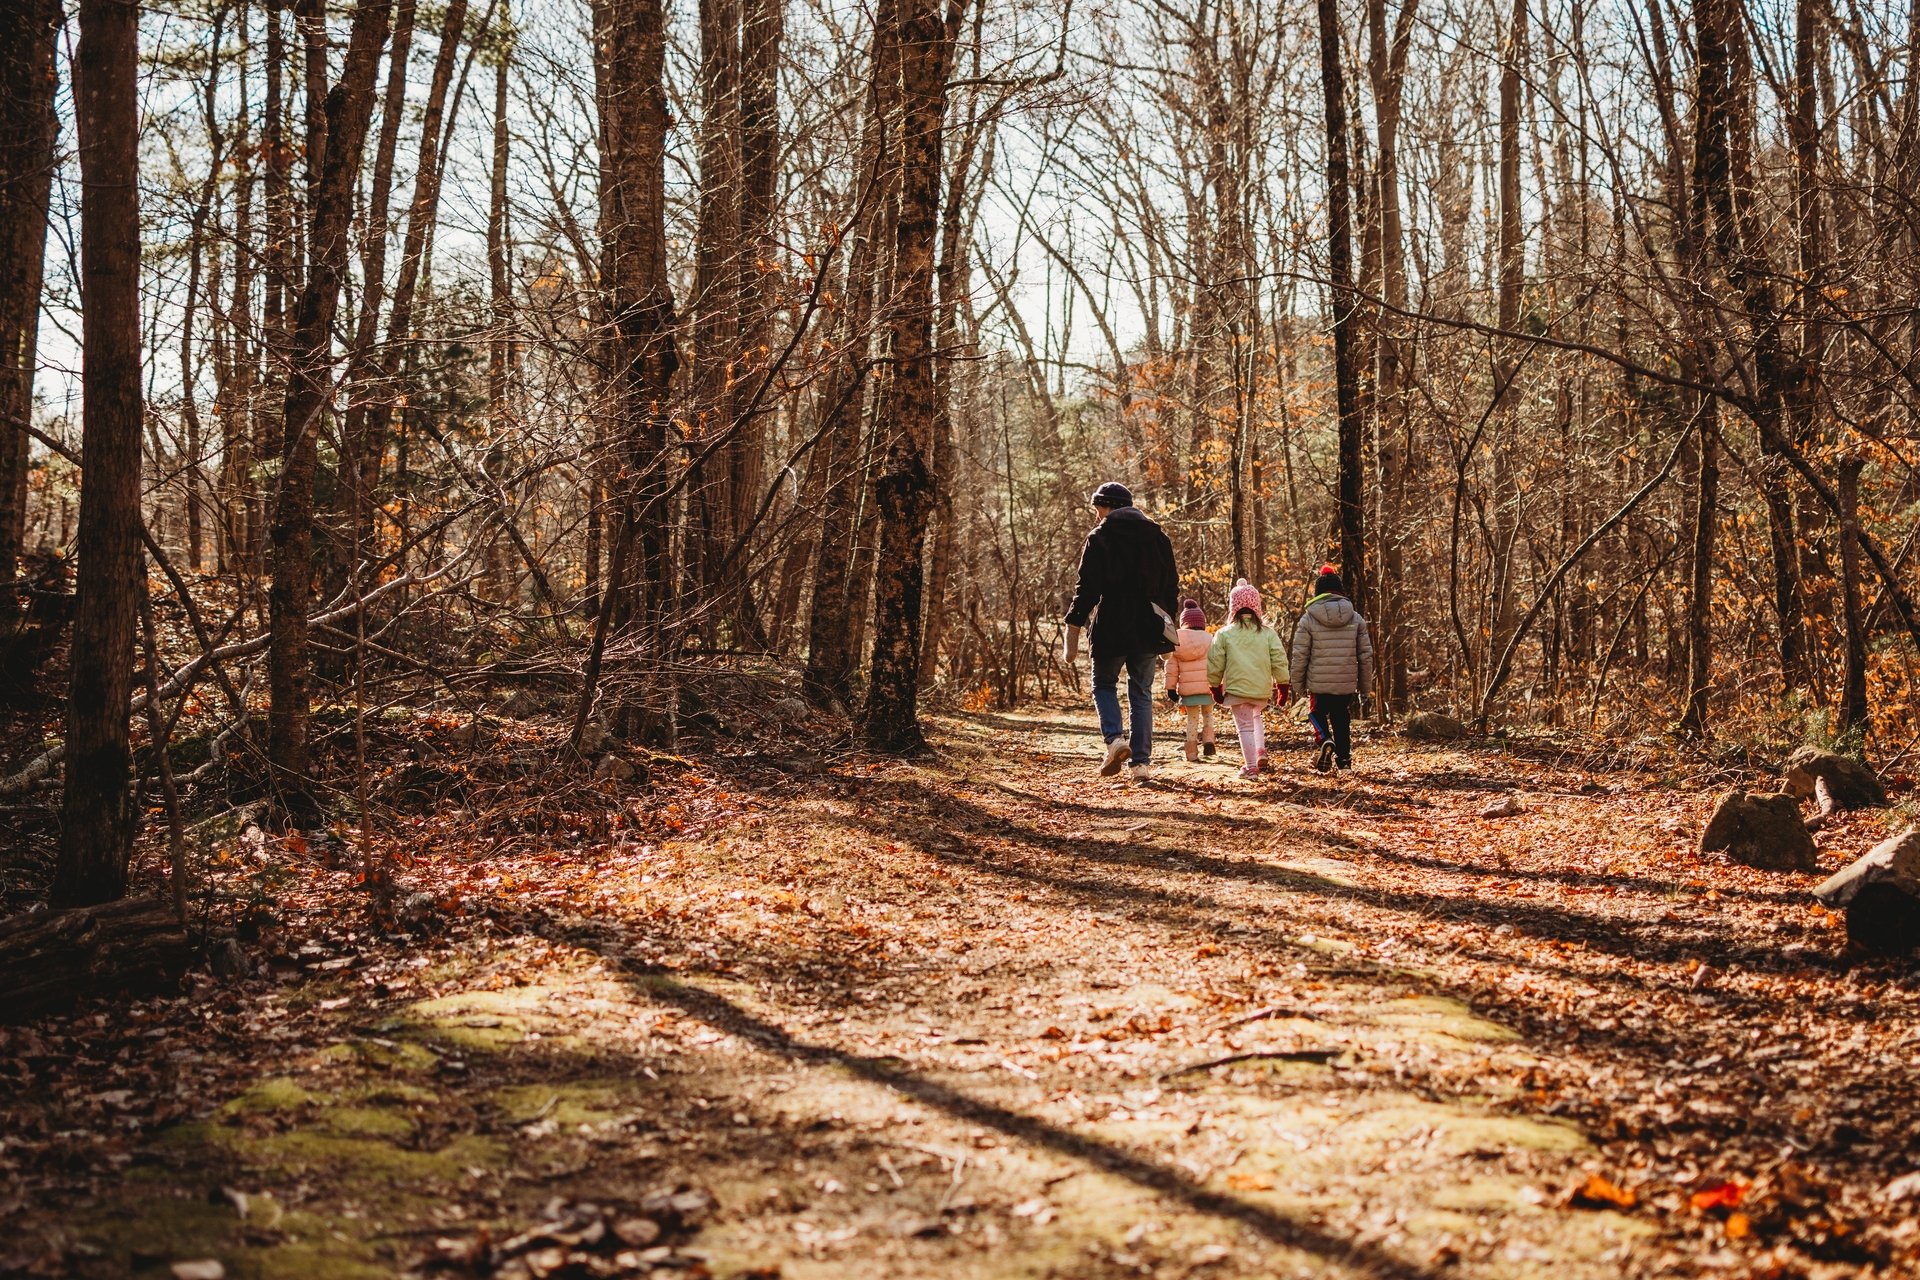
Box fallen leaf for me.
[1569,1174,1636,1210]
[1690,1180,1745,1213]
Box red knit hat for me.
[1180,598,1207,629]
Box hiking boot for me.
[1202,741,1217,759]
[1314,741,1335,773]
[1184,740,1199,763]
[1129,763,1153,783]
[1099,738,1130,776]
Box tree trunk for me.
[1490,0,1525,647]
[485,5,515,604]
[1837,455,1869,738]
[54,0,145,907]
[0,0,58,587]
[1316,0,1365,609]
[731,0,781,543]
[336,0,417,576]
[803,0,894,709]
[592,0,679,736]
[921,62,981,690]
[266,0,392,818]
[1776,0,1823,691]
[690,0,740,613]
[260,0,292,573]
[862,0,953,752]
[1680,406,1717,737]
[355,0,469,559]
[1367,0,1415,711]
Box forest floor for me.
[5,703,1920,1279]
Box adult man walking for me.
[1062,483,1179,780]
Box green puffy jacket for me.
[1206,619,1290,699]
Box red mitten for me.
[1275,683,1293,707]
[1209,685,1224,705]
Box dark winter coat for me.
[1288,593,1374,696]
[1064,507,1180,659]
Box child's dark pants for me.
[1308,693,1355,767]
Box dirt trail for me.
[16,707,1918,1278]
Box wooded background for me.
[3,0,1918,906]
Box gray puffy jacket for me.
[1288,594,1374,696]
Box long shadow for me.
[859,776,1719,962]
[923,770,1816,925]
[608,962,1440,1280]
[1330,835,1814,907]
[951,710,1106,738]
[812,777,1896,1071]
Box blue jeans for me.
[1092,650,1157,766]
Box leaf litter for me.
[0,706,1916,1278]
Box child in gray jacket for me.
[1288,565,1373,773]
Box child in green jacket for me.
[1206,579,1292,778]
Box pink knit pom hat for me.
[1180,598,1206,629]
[1227,577,1263,622]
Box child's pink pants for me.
[1229,701,1265,768]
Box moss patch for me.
[1371,994,1522,1044]
[1350,1100,1589,1155]
[312,1038,442,1072]
[219,1077,315,1116]
[491,1080,643,1127]
[73,1189,392,1280]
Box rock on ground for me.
[1815,828,1920,954]
[1699,790,1818,872]
[1480,794,1524,819]
[1783,746,1887,809]
[1406,711,1468,741]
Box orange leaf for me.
[1226,1172,1275,1191]
[1690,1180,1746,1212]
[1570,1174,1636,1210]
[1725,1212,1751,1239]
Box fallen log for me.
[0,897,192,1023]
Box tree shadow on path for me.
[602,961,1443,1280]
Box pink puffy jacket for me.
[1163,627,1214,697]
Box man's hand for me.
[1062,625,1082,668]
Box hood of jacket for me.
[1172,626,1211,661]
[1305,594,1356,628]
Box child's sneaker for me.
[1202,742,1217,759]
[1100,739,1130,776]
[1184,741,1199,763]
[1314,742,1335,773]
[1238,764,1259,780]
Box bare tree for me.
[53,0,145,906]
